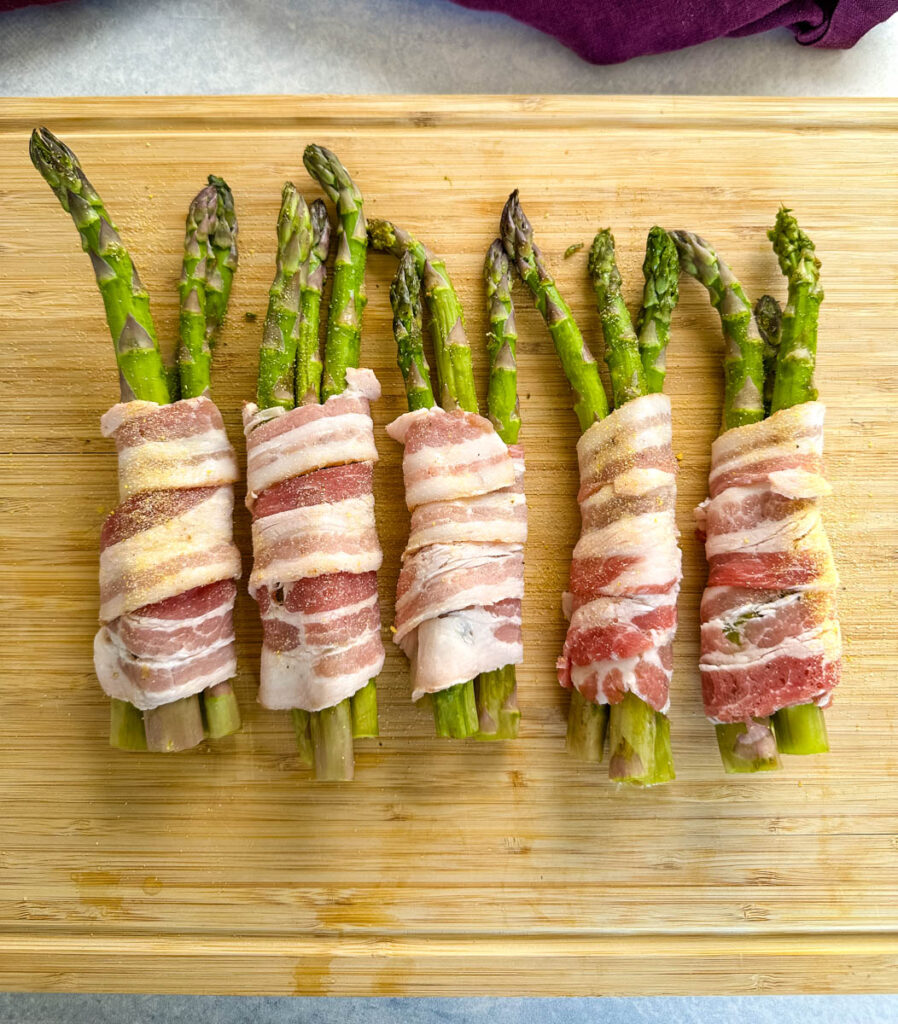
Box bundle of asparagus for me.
[30,128,241,752]
[672,209,836,773]
[248,148,381,781]
[502,193,680,784]
[375,223,522,740]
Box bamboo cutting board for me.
[1,96,897,997]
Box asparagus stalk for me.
[767,207,829,755]
[670,230,765,430]
[295,199,331,406]
[500,191,609,431]
[303,145,368,401]
[372,225,481,738]
[588,229,647,407]
[672,228,780,773]
[257,183,308,410]
[476,240,522,740]
[387,250,480,739]
[754,294,783,415]
[177,177,242,741]
[29,128,170,405]
[30,128,209,753]
[499,192,610,763]
[203,175,238,344]
[635,226,680,394]
[303,147,380,767]
[588,229,674,785]
[367,219,475,412]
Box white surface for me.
[2,0,897,96]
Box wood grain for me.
[1,96,897,996]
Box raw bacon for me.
[94,398,241,711]
[387,407,526,699]
[244,368,385,712]
[697,401,841,722]
[556,393,681,714]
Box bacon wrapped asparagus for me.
[30,128,242,752]
[503,193,680,785]
[377,237,526,740]
[673,211,840,773]
[245,154,384,781]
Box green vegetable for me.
[384,245,478,739]
[671,229,765,429]
[256,182,307,410]
[635,226,679,394]
[303,145,368,400]
[30,128,226,753]
[500,190,609,431]
[504,192,675,783]
[588,228,647,407]
[768,207,829,755]
[477,239,522,740]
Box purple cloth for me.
[451,0,898,63]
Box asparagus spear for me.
[303,145,367,401]
[295,199,331,406]
[29,128,170,405]
[371,225,481,739]
[386,249,480,739]
[635,226,680,394]
[177,182,214,399]
[499,192,610,763]
[177,178,242,741]
[367,219,475,412]
[671,229,780,774]
[257,183,308,411]
[769,207,823,411]
[500,191,609,432]
[203,175,238,343]
[588,229,647,407]
[670,230,765,430]
[754,294,782,415]
[391,249,436,411]
[587,229,674,785]
[767,207,829,756]
[477,240,522,740]
[29,127,204,752]
[303,147,380,768]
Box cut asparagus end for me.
[715,720,781,774]
[310,700,354,781]
[144,695,205,753]
[646,711,676,785]
[565,689,608,763]
[432,680,478,739]
[773,703,829,755]
[475,666,520,740]
[202,684,242,740]
[292,708,314,769]
[350,680,379,738]
[608,693,658,784]
[109,698,147,751]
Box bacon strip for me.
[244,368,385,712]
[697,401,841,722]
[387,409,526,699]
[94,398,241,711]
[557,393,681,714]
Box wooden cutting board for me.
[1,96,897,997]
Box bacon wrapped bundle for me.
[244,368,385,712]
[387,406,526,700]
[697,401,841,723]
[556,392,682,715]
[93,397,241,711]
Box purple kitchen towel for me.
[450,0,898,63]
